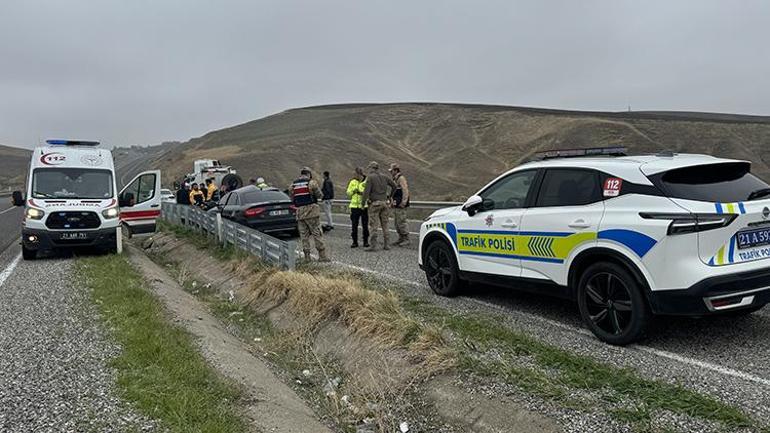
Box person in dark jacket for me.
[321,171,335,230]
[176,183,191,205]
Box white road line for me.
[332,222,420,236]
[318,258,770,388]
[0,253,21,287]
[0,206,19,215]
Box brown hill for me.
[134,103,770,200]
[0,144,31,191]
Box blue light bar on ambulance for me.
[536,146,627,160]
[46,139,100,146]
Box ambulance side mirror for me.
[462,195,483,216]
[119,192,135,207]
[11,191,24,207]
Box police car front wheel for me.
[424,241,463,297]
[577,262,651,345]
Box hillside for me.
[0,144,31,191]
[135,103,770,200]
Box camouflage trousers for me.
[393,207,409,241]
[367,201,390,248]
[298,217,326,254]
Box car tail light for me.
[244,207,265,217]
[289,205,297,213]
[639,212,737,235]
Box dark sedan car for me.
[211,186,298,236]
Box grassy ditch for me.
[76,254,246,433]
[155,222,768,433]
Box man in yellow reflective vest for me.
[346,167,369,248]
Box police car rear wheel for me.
[424,241,462,297]
[578,262,650,345]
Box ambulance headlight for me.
[102,207,119,219]
[25,207,45,220]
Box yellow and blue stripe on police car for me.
[707,201,747,266]
[428,223,658,263]
[714,202,747,215]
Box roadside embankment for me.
[136,223,770,433]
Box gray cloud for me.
[1,0,768,148]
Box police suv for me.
[13,139,161,260]
[419,147,770,344]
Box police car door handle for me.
[568,219,591,229]
[501,220,518,228]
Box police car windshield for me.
[32,168,113,199]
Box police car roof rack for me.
[534,146,627,160]
[46,139,100,146]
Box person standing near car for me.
[389,163,411,246]
[321,171,335,230]
[346,167,369,248]
[176,183,191,205]
[362,161,397,251]
[189,183,205,207]
[289,167,330,262]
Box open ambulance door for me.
[119,170,162,236]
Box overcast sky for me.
[1,0,768,149]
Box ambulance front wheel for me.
[22,244,36,260]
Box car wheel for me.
[22,244,36,260]
[577,262,651,345]
[424,240,463,297]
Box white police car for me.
[419,147,770,345]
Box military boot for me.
[318,249,331,263]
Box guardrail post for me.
[215,213,223,244]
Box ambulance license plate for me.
[737,228,770,250]
[60,232,88,240]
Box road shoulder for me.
[125,244,333,433]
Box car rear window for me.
[241,190,290,204]
[653,162,769,202]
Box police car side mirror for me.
[462,195,483,215]
[11,191,24,207]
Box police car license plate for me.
[737,228,770,250]
[269,210,289,216]
[60,232,88,240]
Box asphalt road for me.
[321,212,770,422]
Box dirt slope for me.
[0,144,31,191]
[136,103,770,200]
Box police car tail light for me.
[102,207,119,219]
[25,207,45,220]
[639,213,737,235]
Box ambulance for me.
[12,140,161,260]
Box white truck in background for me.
[184,159,243,191]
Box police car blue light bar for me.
[46,139,100,146]
[537,146,627,160]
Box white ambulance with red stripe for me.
[13,140,161,260]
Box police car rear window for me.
[535,169,602,207]
[653,162,769,203]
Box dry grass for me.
[239,267,456,373]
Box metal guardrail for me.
[331,199,462,210]
[161,202,297,270]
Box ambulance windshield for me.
[32,168,113,199]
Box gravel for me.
[0,249,157,432]
[322,215,770,427]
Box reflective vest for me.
[291,178,317,207]
[346,178,367,209]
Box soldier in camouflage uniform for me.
[289,168,330,262]
[389,163,411,246]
